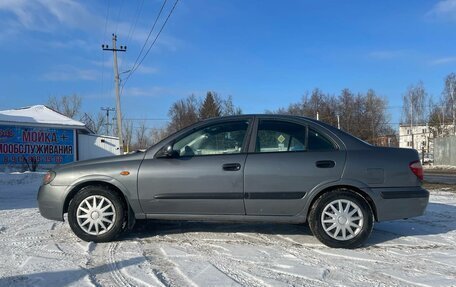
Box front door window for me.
[173,121,249,156]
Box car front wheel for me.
[309,190,373,249]
[68,185,125,242]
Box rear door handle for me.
[222,163,241,171]
[316,160,335,168]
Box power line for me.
[123,118,169,121]
[121,0,179,93]
[123,0,168,78]
[126,0,145,44]
[114,0,126,34]
[120,0,145,74]
[132,0,179,75]
[103,0,111,37]
[100,0,112,111]
[121,0,168,77]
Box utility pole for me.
[102,34,127,154]
[337,114,340,129]
[101,107,115,135]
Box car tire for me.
[68,185,126,242]
[308,190,373,249]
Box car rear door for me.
[137,118,253,215]
[243,118,346,216]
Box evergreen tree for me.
[199,92,221,120]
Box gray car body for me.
[38,115,429,225]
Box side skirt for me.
[144,213,307,224]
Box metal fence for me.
[434,135,456,166]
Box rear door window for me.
[255,120,307,153]
[308,128,336,151]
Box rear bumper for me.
[37,184,67,221]
[371,187,429,221]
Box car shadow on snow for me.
[0,257,145,287]
[127,220,314,241]
[367,202,456,246]
[124,202,456,247]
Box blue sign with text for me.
[0,125,74,167]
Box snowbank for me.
[0,173,455,286]
[425,165,456,171]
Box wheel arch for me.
[63,180,129,215]
[305,185,378,222]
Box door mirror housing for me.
[158,144,179,158]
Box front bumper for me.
[37,184,67,221]
[372,187,429,221]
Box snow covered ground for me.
[0,173,455,287]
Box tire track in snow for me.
[107,242,136,287]
[241,232,407,286]
[139,240,196,287]
[178,232,324,287]
[276,234,454,287]
[193,231,318,285]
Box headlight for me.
[43,171,56,185]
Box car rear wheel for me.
[68,185,125,242]
[309,190,373,248]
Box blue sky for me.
[0,0,455,129]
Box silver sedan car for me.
[38,115,429,248]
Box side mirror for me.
[164,144,174,156]
[159,144,178,158]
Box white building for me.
[0,105,120,171]
[398,124,433,152]
[399,124,455,163]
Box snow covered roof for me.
[0,105,87,129]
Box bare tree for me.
[220,95,242,116]
[150,127,170,145]
[402,82,428,126]
[134,120,150,149]
[443,73,456,133]
[81,112,106,134]
[47,94,82,119]
[364,89,390,142]
[338,89,357,134]
[428,102,444,137]
[164,92,242,136]
[167,95,200,133]
[271,88,391,144]
[123,119,133,152]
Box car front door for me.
[137,118,252,215]
[244,118,346,216]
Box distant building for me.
[399,123,455,164]
[398,124,433,152]
[373,135,398,147]
[0,105,120,171]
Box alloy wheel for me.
[321,199,364,241]
[76,195,116,236]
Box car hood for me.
[55,151,146,172]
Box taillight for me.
[409,160,423,181]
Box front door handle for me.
[222,163,241,171]
[316,160,335,168]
